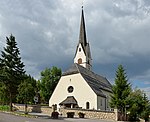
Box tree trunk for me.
[9,92,12,111]
[25,103,28,114]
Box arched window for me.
[78,58,82,64]
[79,48,81,52]
[86,102,90,109]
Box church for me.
[49,7,112,111]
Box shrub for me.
[78,112,85,118]
[51,112,59,119]
[67,112,75,118]
[0,105,10,111]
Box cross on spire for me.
[82,0,84,8]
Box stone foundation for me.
[13,104,117,120]
[60,108,116,120]
[13,103,53,115]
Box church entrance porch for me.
[59,96,79,108]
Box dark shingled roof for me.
[74,7,92,61]
[62,63,112,97]
[59,96,78,105]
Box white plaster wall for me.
[74,44,86,68]
[49,73,97,109]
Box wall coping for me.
[63,108,115,113]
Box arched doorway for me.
[86,102,90,109]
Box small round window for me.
[68,86,74,93]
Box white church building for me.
[49,7,112,111]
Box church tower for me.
[74,6,92,70]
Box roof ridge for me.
[75,63,82,73]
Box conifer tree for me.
[0,34,25,111]
[110,65,131,118]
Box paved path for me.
[0,112,115,122]
[65,118,114,122]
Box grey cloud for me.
[0,0,150,98]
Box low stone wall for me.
[13,104,53,115]
[13,104,117,120]
[60,108,116,120]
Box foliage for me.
[0,34,25,111]
[110,65,131,115]
[78,112,85,118]
[0,105,9,111]
[0,83,9,105]
[51,112,59,119]
[17,75,37,114]
[17,75,37,104]
[39,67,61,103]
[127,89,150,121]
[140,102,150,121]
[67,112,75,118]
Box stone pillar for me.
[114,109,118,121]
[52,104,57,112]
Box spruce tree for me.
[0,34,25,111]
[110,65,131,118]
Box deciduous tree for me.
[128,89,150,121]
[17,75,37,104]
[17,76,36,114]
[39,67,61,103]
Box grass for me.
[0,105,10,111]
[0,105,36,118]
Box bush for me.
[51,112,59,119]
[0,105,10,111]
[78,112,85,118]
[67,112,75,118]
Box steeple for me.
[79,6,87,49]
[74,6,92,70]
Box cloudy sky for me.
[0,0,150,99]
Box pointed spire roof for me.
[79,6,87,47]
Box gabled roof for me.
[62,63,112,97]
[59,96,78,105]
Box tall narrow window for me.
[86,102,90,109]
[106,96,109,108]
[79,48,81,52]
[100,99,103,106]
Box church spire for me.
[74,6,92,70]
[79,6,87,47]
